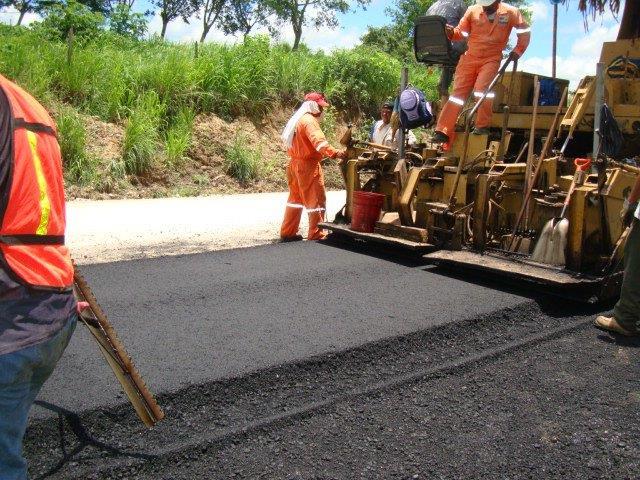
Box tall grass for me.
[165,107,194,166]
[0,29,437,126]
[224,134,261,184]
[122,91,163,175]
[0,26,439,189]
[55,105,97,184]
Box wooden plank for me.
[319,222,435,252]
[374,222,429,243]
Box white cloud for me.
[0,7,39,26]
[529,1,548,22]
[570,24,618,57]
[520,21,618,88]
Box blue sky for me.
[1,0,623,86]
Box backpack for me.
[399,87,433,129]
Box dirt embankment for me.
[66,108,346,200]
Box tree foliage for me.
[109,3,147,38]
[152,0,198,38]
[221,0,271,38]
[265,0,370,50]
[577,0,639,39]
[36,0,104,40]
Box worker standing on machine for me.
[426,0,468,104]
[0,75,78,479]
[595,180,640,337]
[431,0,531,144]
[280,92,347,241]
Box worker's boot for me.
[594,315,639,336]
[280,234,303,243]
[472,127,490,135]
[431,131,449,144]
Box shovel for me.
[531,158,591,266]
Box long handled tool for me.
[74,263,164,427]
[496,60,518,162]
[531,158,592,266]
[523,76,541,228]
[508,86,568,250]
[448,57,514,206]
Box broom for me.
[531,158,591,266]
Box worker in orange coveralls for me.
[280,92,347,241]
[431,0,531,144]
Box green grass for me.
[55,105,98,185]
[0,28,437,125]
[122,91,163,175]
[164,107,194,167]
[224,134,261,184]
[0,25,439,192]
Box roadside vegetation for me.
[0,1,439,198]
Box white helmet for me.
[476,0,497,6]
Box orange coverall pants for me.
[280,160,327,241]
[435,54,501,138]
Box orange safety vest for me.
[0,74,73,290]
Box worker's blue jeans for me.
[0,315,76,480]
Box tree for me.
[578,0,640,40]
[116,0,135,8]
[109,3,147,38]
[222,0,271,38]
[10,0,36,25]
[266,0,370,51]
[361,0,436,60]
[152,0,198,38]
[198,0,225,42]
[37,0,104,40]
[1,0,49,26]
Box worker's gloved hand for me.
[445,25,454,38]
[507,51,520,63]
[621,198,638,227]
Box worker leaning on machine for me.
[369,101,417,148]
[0,74,78,479]
[280,92,347,242]
[432,0,531,144]
[595,178,640,337]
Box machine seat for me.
[414,15,458,67]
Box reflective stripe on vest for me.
[25,130,52,235]
[0,75,73,290]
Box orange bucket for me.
[351,191,385,233]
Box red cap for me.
[304,92,330,107]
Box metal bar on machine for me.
[399,67,408,160]
[593,62,605,164]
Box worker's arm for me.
[303,117,342,159]
[448,10,470,42]
[511,9,531,58]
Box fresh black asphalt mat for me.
[22,242,638,479]
[37,241,528,414]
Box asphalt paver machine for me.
[321,19,640,302]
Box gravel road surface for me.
[66,191,345,264]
